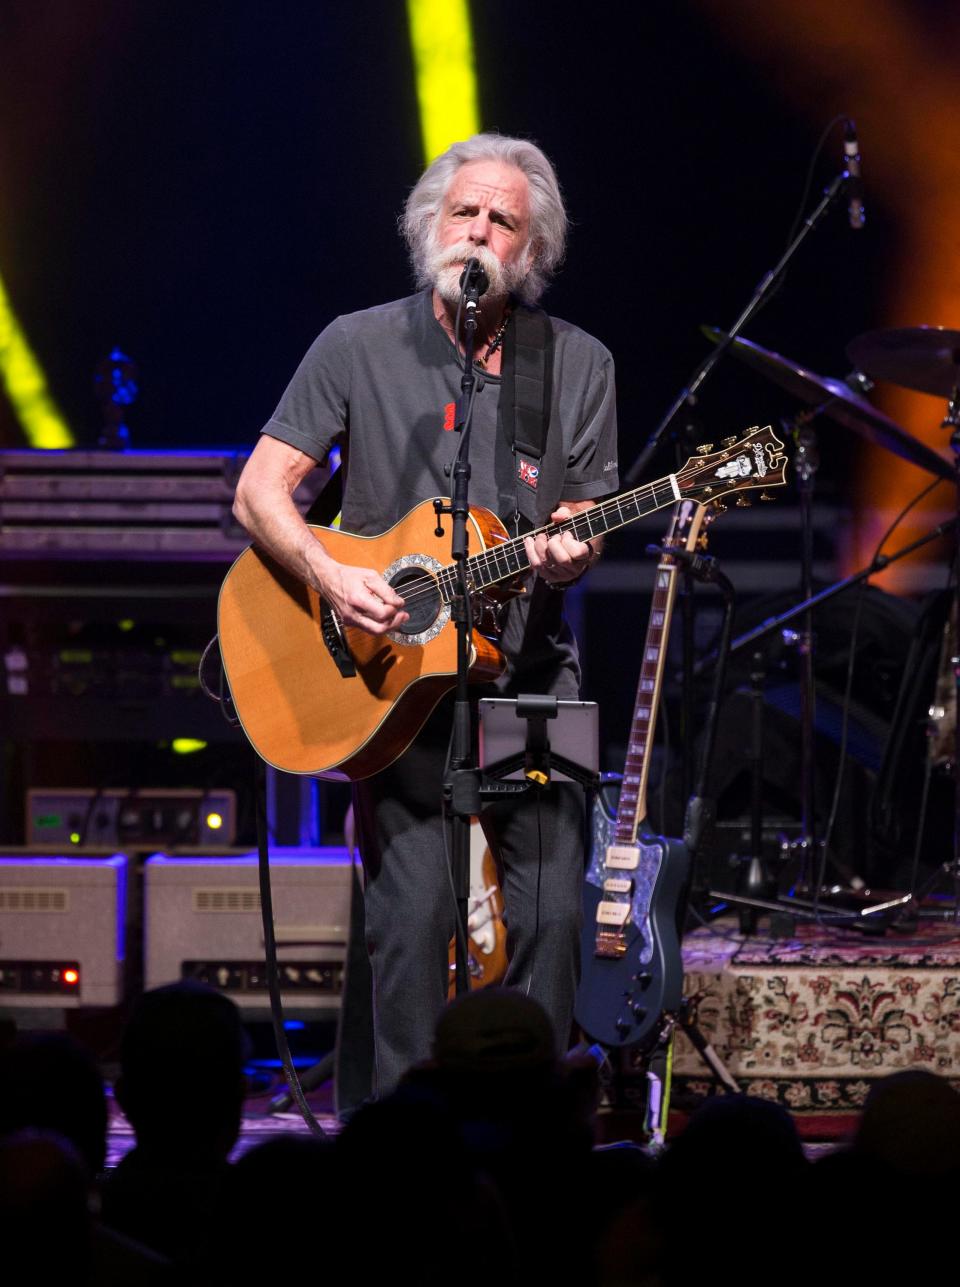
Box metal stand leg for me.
[669,998,740,1095]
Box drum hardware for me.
[696,501,955,925]
[846,326,960,402]
[702,328,955,482]
[846,325,960,919]
[697,322,960,923]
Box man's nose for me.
[466,214,490,244]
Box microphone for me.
[843,119,865,231]
[459,257,489,322]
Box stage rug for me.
[643,916,960,1117]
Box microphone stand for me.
[436,262,488,996]
[624,168,849,488]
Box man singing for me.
[233,134,618,1095]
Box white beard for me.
[425,235,528,307]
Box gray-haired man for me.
[234,134,618,1094]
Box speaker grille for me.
[0,888,69,913]
[192,888,261,913]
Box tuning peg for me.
[695,443,714,455]
[710,499,727,514]
[735,495,752,507]
[759,491,776,502]
[720,435,738,447]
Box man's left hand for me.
[524,503,598,586]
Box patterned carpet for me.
[661,914,960,1112]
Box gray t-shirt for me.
[263,288,618,695]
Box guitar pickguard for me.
[587,785,661,966]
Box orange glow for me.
[693,0,960,591]
[63,968,79,985]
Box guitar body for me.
[576,781,689,1049]
[447,830,508,998]
[217,499,511,780]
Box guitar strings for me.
[382,476,681,611]
[366,431,776,612]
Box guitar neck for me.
[613,503,706,843]
[432,424,785,601]
[446,473,681,599]
[612,555,680,842]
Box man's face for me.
[427,159,533,305]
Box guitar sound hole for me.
[389,567,441,636]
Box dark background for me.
[0,0,884,456]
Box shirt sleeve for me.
[260,316,352,464]
[561,348,619,500]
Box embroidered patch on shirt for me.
[518,458,539,490]
[442,401,456,432]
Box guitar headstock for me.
[661,498,709,555]
[676,425,787,505]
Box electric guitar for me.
[575,499,709,1049]
[218,426,786,781]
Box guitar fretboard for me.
[435,474,680,602]
[613,555,680,843]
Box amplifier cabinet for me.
[0,854,127,1007]
[143,850,353,1012]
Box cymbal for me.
[704,327,954,482]
[846,326,960,399]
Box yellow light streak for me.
[406,0,480,163]
[0,270,72,447]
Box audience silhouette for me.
[100,980,247,1273]
[3,979,960,1287]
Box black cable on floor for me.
[253,753,326,1138]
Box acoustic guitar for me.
[575,499,709,1049]
[218,425,786,781]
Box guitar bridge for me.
[320,601,356,679]
[594,929,628,959]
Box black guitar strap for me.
[498,304,554,531]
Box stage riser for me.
[644,920,960,1112]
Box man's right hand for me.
[319,563,408,635]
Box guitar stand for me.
[603,1001,742,1152]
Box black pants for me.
[351,696,585,1097]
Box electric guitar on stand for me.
[575,498,711,1050]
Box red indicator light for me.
[63,969,79,985]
